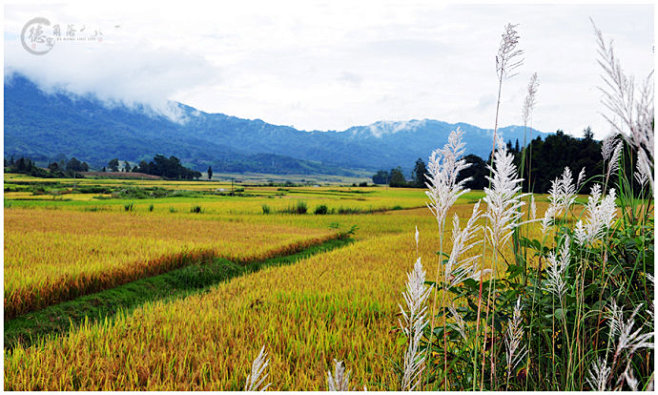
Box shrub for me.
[295,201,307,214]
[262,204,271,215]
[148,204,154,212]
[281,201,307,214]
[314,204,328,215]
[124,203,134,212]
[190,205,203,214]
[337,207,361,215]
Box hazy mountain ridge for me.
[4,73,549,176]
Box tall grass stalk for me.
[245,346,271,391]
[327,360,350,391]
[400,258,432,391]
[424,128,471,388]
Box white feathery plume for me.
[634,120,654,188]
[496,23,524,81]
[551,167,577,216]
[574,184,617,245]
[522,73,539,126]
[491,23,523,152]
[632,75,654,188]
[245,346,271,391]
[445,201,484,287]
[576,167,587,189]
[544,236,571,298]
[606,141,623,180]
[635,159,650,187]
[601,133,619,161]
[399,258,432,391]
[620,365,639,391]
[594,21,654,187]
[327,360,350,391]
[541,204,557,234]
[448,304,468,341]
[593,22,636,139]
[586,357,611,391]
[484,139,526,249]
[541,167,576,233]
[505,298,527,380]
[607,299,625,338]
[614,303,654,355]
[425,128,472,228]
[414,226,419,253]
[529,195,537,221]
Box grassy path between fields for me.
[5,237,353,350]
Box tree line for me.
[5,154,202,180]
[371,127,633,194]
[4,156,89,178]
[107,155,202,180]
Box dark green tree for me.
[458,154,489,190]
[583,126,594,140]
[207,166,213,180]
[389,167,406,187]
[411,158,429,188]
[16,157,27,172]
[136,160,150,173]
[65,157,83,172]
[108,158,119,172]
[372,170,389,185]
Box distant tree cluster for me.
[5,153,202,181]
[517,129,603,193]
[130,155,202,180]
[371,159,430,188]
[4,156,88,178]
[372,127,621,193]
[64,157,89,172]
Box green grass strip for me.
[4,237,353,350]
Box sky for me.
[3,1,655,139]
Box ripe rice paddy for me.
[4,175,553,390]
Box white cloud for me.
[4,1,654,138]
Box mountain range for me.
[4,73,549,176]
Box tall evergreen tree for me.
[411,158,429,188]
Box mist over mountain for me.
[4,73,549,176]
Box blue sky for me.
[4,1,654,139]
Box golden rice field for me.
[4,176,554,390]
[4,208,339,318]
